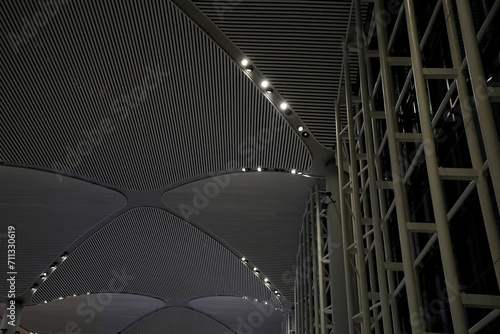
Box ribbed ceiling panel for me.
[0,166,126,297]
[0,0,311,191]
[123,307,234,334]
[192,0,368,150]
[31,207,282,309]
[163,172,315,302]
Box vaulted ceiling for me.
[0,1,362,333]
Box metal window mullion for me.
[442,0,500,289]
[344,45,372,334]
[335,100,357,334]
[374,0,425,331]
[404,0,468,332]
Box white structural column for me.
[404,0,468,332]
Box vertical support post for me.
[309,193,320,334]
[335,100,356,334]
[315,185,327,334]
[297,234,304,334]
[344,45,372,334]
[354,0,393,332]
[455,0,500,210]
[374,0,425,331]
[404,0,468,332]
[326,163,350,334]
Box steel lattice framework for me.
[295,0,500,333]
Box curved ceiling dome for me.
[16,294,164,334]
[0,166,126,296]
[189,296,285,334]
[31,207,282,309]
[123,307,234,334]
[0,0,312,191]
[163,172,315,302]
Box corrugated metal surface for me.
[123,307,234,334]
[163,172,315,302]
[0,0,312,191]
[0,166,126,297]
[192,0,366,150]
[31,207,282,309]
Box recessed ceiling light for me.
[253,267,258,271]
[291,169,297,174]
[274,290,279,294]
[302,132,309,138]
[297,125,304,132]
[280,102,288,110]
[241,59,249,66]
[245,66,253,72]
[257,167,262,172]
[298,171,303,175]
[44,301,47,303]
[265,87,273,94]
[261,80,269,88]
[58,296,63,300]
[242,257,246,261]
[264,278,270,283]
[242,168,246,172]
